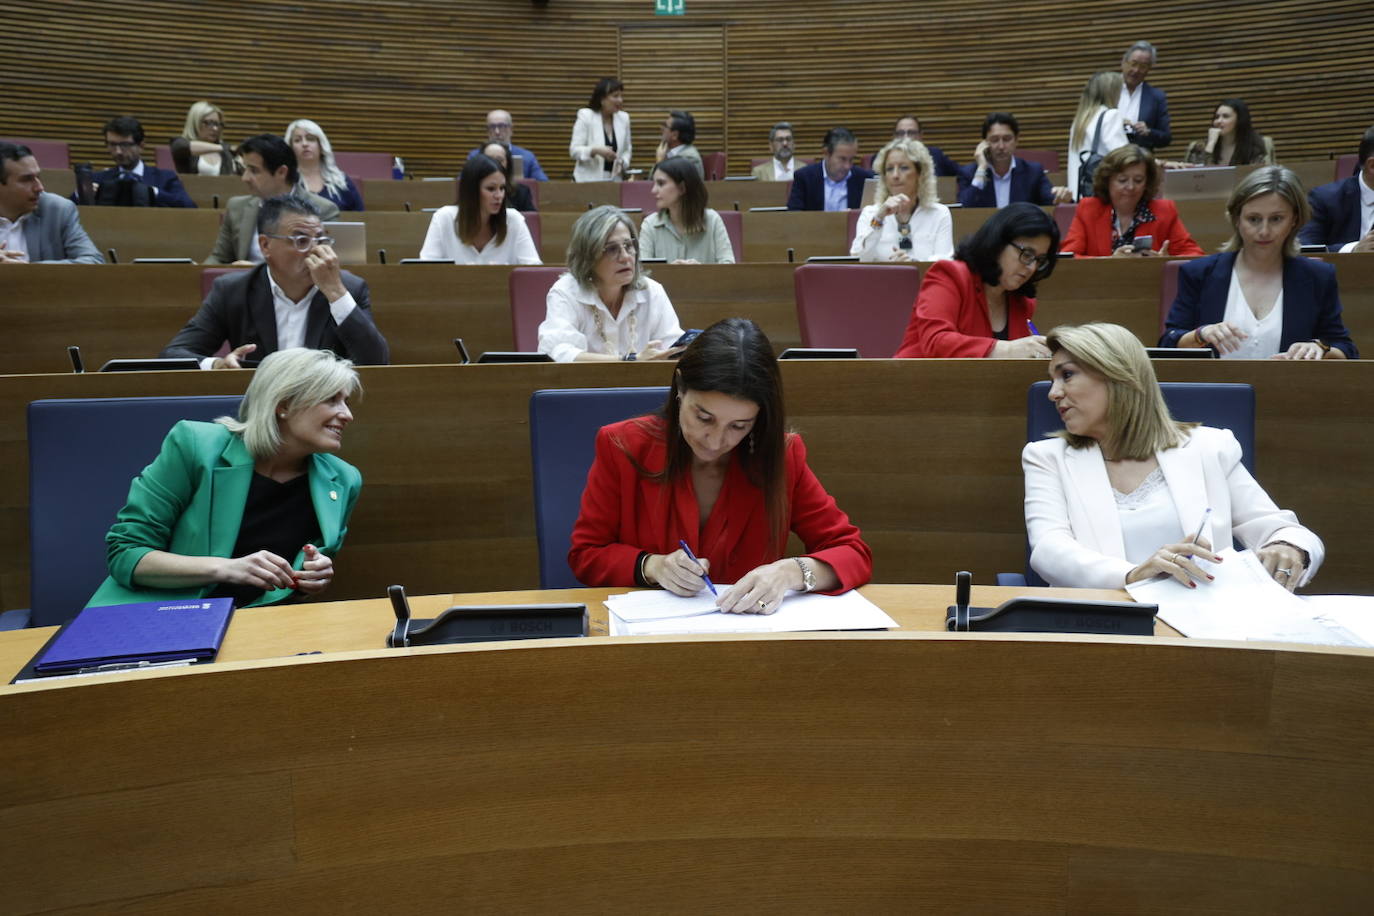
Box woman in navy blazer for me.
[1161,166,1357,360]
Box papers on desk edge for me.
[1126,548,1373,648]
[606,587,897,636]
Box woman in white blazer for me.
[1022,323,1322,590]
[570,77,632,182]
[1066,70,1130,200]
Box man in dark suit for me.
[1120,41,1171,151]
[1300,127,1374,253]
[892,116,959,177]
[74,116,195,208]
[957,113,1073,207]
[787,127,873,211]
[162,196,388,369]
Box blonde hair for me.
[1047,323,1193,460]
[872,139,939,209]
[1221,165,1311,257]
[181,101,223,142]
[285,119,349,197]
[1071,71,1125,149]
[218,348,360,460]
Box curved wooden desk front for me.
[3,586,1372,912]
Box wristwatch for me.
[1311,339,1331,354]
[794,556,816,592]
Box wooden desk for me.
[2,586,1370,912]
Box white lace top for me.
[1115,468,1185,565]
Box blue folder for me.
[34,598,235,673]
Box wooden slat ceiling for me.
[8,0,1371,182]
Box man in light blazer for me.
[166,196,388,368]
[1300,127,1374,253]
[204,134,339,265]
[751,122,797,181]
[786,127,873,211]
[1119,40,1172,151]
[0,142,103,263]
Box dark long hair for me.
[456,154,507,246]
[956,202,1060,296]
[639,318,788,552]
[1212,98,1267,165]
[653,156,707,233]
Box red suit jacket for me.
[569,417,872,591]
[1060,196,1204,257]
[894,259,1035,358]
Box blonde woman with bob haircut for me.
[1023,322,1323,590]
[1066,71,1129,199]
[850,138,953,262]
[87,348,365,610]
[170,100,242,176]
[1162,166,1357,359]
[538,205,685,362]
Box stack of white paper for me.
[1126,548,1370,648]
[605,588,898,636]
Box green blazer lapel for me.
[209,433,255,558]
[308,455,347,551]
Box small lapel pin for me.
[329,490,338,501]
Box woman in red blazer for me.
[895,202,1059,358]
[1060,144,1204,257]
[569,318,872,613]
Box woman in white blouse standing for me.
[539,206,685,362]
[850,139,953,262]
[1023,322,1322,590]
[570,77,632,182]
[1066,70,1130,200]
[639,157,735,263]
[418,154,541,264]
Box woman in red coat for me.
[1060,144,1204,258]
[569,317,872,614]
[895,202,1059,358]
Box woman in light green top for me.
[639,157,736,264]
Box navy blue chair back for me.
[529,387,670,588]
[28,396,244,627]
[1017,381,1256,586]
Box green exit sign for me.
[655,0,684,14]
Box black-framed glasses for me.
[1009,240,1050,271]
[266,234,334,252]
[104,140,140,149]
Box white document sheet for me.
[606,588,898,636]
[1126,548,1369,647]
[1301,595,1374,647]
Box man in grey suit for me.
[204,134,339,265]
[0,142,103,264]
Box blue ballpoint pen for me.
[1027,319,1041,336]
[678,539,718,596]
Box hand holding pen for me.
[1126,508,1220,587]
[644,541,716,597]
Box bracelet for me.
[870,217,884,229]
[793,556,816,592]
[1195,325,1211,347]
[622,351,637,361]
[635,551,655,587]
[1311,338,1331,354]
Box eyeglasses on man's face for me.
[266,233,335,252]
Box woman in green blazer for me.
[87,348,364,609]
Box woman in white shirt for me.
[417,154,541,265]
[570,77,632,182]
[1022,322,1322,590]
[850,139,953,262]
[639,157,735,264]
[1066,70,1130,200]
[539,205,685,362]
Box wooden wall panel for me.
[7,1,1369,185]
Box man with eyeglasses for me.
[163,196,388,369]
[465,109,549,181]
[891,116,960,177]
[1118,40,1171,151]
[72,116,194,208]
[655,110,704,178]
[751,122,797,181]
[204,134,340,265]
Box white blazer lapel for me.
[1064,443,1127,559]
[1157,437,1213,546]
